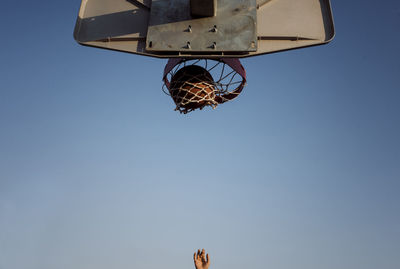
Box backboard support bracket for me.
[128,0,151,10]
[190,0,217,17]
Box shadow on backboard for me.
[74,8,149,42]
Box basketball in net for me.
[163,58,247,114]
[169,65,218,113]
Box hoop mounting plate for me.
[146,0,257,53]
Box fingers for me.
[194,248,209,264]
[194,249,200,261]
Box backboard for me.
[74,0,334,58]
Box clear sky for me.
[0,1,399,269]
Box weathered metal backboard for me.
[146,0,257,53]
[73,0,335,58]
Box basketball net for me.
[163,58,246,114]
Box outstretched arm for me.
[194,249,210,269]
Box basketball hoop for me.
[162,58,246,114]
[74,0,334,114]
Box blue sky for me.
[1,1,399,269]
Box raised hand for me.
[193,249,210,269]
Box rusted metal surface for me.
[146,0,257,53]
